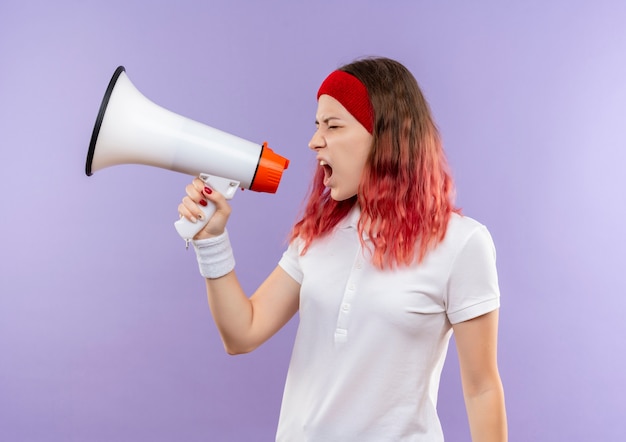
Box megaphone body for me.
[86,66,289,241]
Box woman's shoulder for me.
[442,212,494,251]
[448,212,485,232]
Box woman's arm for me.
[179,177,300,355]
[452,309,507,442]
[205,266,300,354]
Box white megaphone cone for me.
[86,66,289,242]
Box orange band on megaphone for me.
[250,142,290,193]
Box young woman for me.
[178,57,507,441]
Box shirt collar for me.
[338,204,361,230]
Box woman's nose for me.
[308,130,325,151]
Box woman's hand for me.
[178,176,232,240]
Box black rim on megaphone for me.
[85,66,126,176]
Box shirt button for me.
[342,303,350,312]
[348,284,356,291]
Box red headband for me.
[317,70,374,134]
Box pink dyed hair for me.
[290,57,459,268]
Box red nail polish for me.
[204,187,213,195]
[199,199,208,207]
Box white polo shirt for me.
[276,206,500,441]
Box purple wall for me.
[1,1,625,440]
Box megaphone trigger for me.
[173,175,240,244]
[198,174,240,199]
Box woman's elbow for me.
[222,339,258,356]
[463,372,504,399]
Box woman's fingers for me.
[178,196,205,223]
[178,177,234,239]
[186,178,207,202]
[178,178,211,222]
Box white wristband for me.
[192,230,235,279]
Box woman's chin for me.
[329,189,356,202]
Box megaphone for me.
[86,66,289,242]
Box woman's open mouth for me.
[320,160,333,186]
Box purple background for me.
[1,1,625,440]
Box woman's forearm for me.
[205,271,257,354]
[464,382,508,442]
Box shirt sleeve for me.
[446,225,501,324]
[278,238,304,285]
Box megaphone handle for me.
[174,174,240,244]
